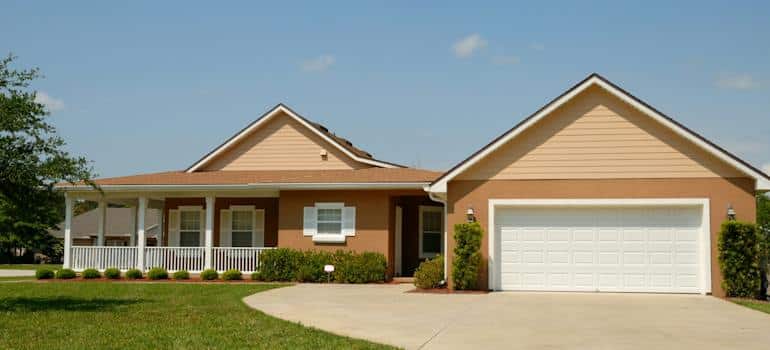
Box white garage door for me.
[495,205,704,293]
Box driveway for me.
[0,270,34,277]
[244,284,770,349]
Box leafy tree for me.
[758,193,770,298]
[0,54,93,263]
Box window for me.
[179,210,201,247]
[231,210,253,247]
[419,206,443,258]
[317,208,343,235]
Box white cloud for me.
[530,43,545,51]
[716,73,760,90]
[301,55,335,72]
[763,163,770,176]
[452,34,487,58]
[491,55,520,65]
[34,91,65,112]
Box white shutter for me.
[168,210,180,246]
[303,206,317,236]
[254,210,265,247]
[342,206,356,236]
[220,209,231,247]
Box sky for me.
[3,1,770,177]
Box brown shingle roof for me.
[80,168,441,186]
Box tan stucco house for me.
[58,74,769,296]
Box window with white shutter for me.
[303,202,355,243]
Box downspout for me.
[426,187,449,283]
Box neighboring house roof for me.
[50,207,160,239]
[185,104,404,172]
[430,73,770,192]
[62,168,441,190]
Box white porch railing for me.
[71,246,137,271]
[145,247,206,272]
[212,247,272,273]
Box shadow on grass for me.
[0,297,142,312]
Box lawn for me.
[732,299,770,315]
[0,282,393,350]
[0,276,35,281]
[0,264,61,270]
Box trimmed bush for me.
[222,269,242,281]
[452,222,483,290]
[104,268,121,279]
[258,248,303,282]
[56,268,76,279]
[173,270,190,280]
[256,248,388,283]
[35,268,54,279]
[200,269,218,281]
[414,255,444,289]
[125,269,143,280]
[251,271,263,281]
[82,268,101,279]
[719,221,762,297]
[147,267,168,280]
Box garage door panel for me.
[496,205,703,293]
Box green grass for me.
[0,264,61,270]
[733,299,770,314]
[0,276,35,281]
[0,282,393,349]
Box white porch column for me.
[62,194,73,268]
[136,197,147,271]
[204,196,215,269]
[97,200,106,246]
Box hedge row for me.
[254,248,387,283]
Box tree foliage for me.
[718,221,762,297]
[0,54,93,262]
[758,193,770,297]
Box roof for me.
[186,104,404,172]
[49,207,160,239]
[429,73,770,192]
[60,168,441,190]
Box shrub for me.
[104,268,121,279]
[147,267,168,280]
[200,269,218,281]
[222,269,242,281]
[173,270,190,280]
[56,268,76,279]
[125,269,143,279]
[452,222,483,290]
[719,221,762,297]
[295,250,333,282]
[333,251,387,283]
[414,255,444,289]
[258,248,303,282]
[82,268,101,279]
[35,268,54,279]
[251,271,263,281]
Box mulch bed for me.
[406,287,489,294]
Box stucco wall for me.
[445,177,756,296]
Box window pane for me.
[231,231,252,247]
[180,211,200,231]
[423,210,442,232]
[317,208,342,221]
[180,231,199,247]
[232,211,252,231]
[422,232,441,254]
[317,222,342,234]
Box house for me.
[57,74,770,296]
[50,207,161,246]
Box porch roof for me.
[59,168,442,189]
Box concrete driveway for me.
[244,284,770,349]
[0,269,34,277]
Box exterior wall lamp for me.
[727,204,736,221]
[466,207,476,222]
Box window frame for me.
[315,202,344,236]
[418,205,444,259]
[178,206,203,247]
[230,207,254,247]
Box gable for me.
[200,111,370,171]
[457,85,744,180]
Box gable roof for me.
[429,73,770,192]
[186,104,404,172]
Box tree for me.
[0,54,94,263]
[758,193,770,298]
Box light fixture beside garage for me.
[466,207,475,222]
[727,204,736,221]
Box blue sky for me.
[4,1,769,177]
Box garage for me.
[490,200,710,294]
